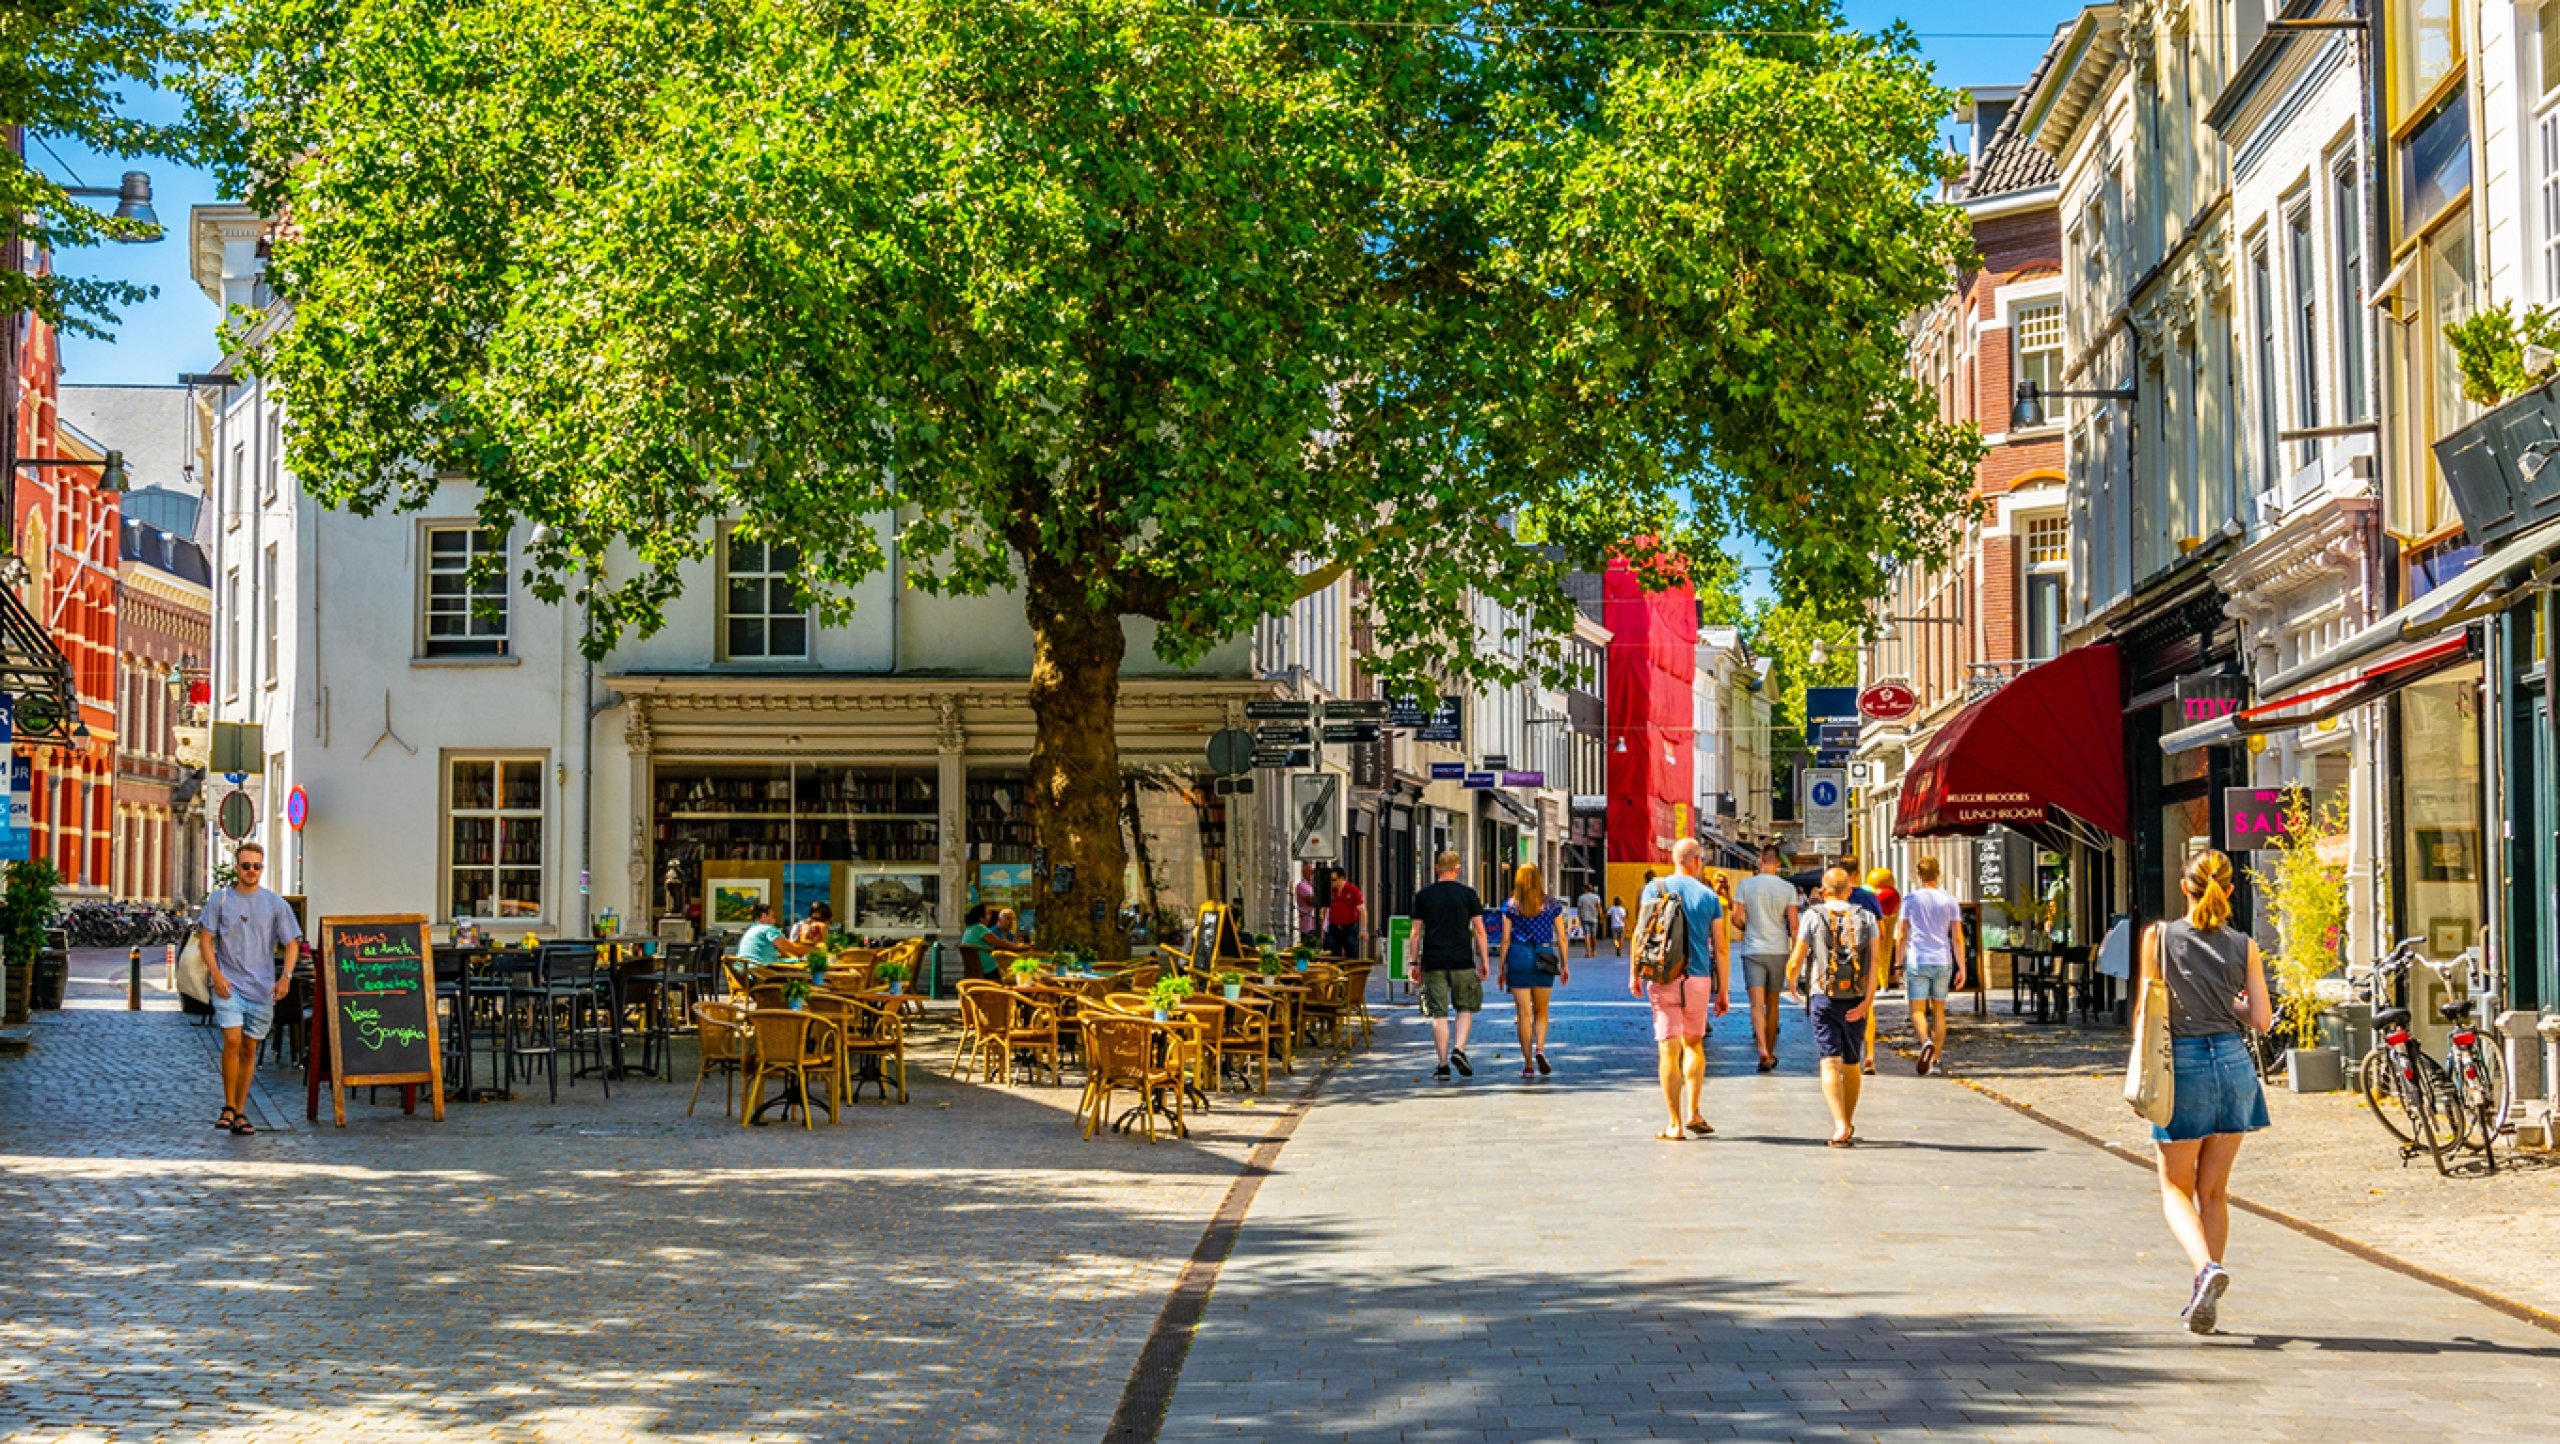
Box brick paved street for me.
[1162,960,2560,1441]
[0,1003,1299,1443]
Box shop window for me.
[2396,667,2485,962]
[653,763,940,938]
[720,528,809,661]
[2389,207,2476,539]
[422,525,509,657]
[447,755,546,922]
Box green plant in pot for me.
[1009,955,1044,983]
[2,859,62,1019]
[779,978,814,1011]
[1255,942,1285,977]
[1149,974,1194,1020]
[2245,789,2352,1092]
[1216,968,1244,1000]
[1290,943,1315,971]
[874,959,912,995]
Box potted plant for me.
[1053,942,1095,975]
[1009,955,1044,984]
[2433,301,2560,548]
[1216,969,1244,1001]
[806,951,830,987]
[1149,974,1194,1020]
[780,978,814,1011]
[875,959,911,996]
[2247,789,2352,1092]
[1291,943,1315,972]
[1255,942,1285,978]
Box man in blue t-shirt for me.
[1631,838,1728,1140]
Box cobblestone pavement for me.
[1162,961,2560,1441]
[0,1003,1308,1442]
[1884,995,2560,1323]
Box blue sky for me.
[44,2,2082,389]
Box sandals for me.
[1534,1052,1552,1076]
[213,1107,239,1131]
[1826,1130,1857,1148]
[1684,1119,1715,1137]
[1655,1128,1685,1142]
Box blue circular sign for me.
[1810,780,1840,808]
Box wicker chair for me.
[1299,968,1359,1053]
[839,997,909,1103]
[1175,998,1229,1099]
[740,1009,842,1129]
[1335,960,1378,1046]
[955,981,1062,1086]
[1079,1014,1185,1142]
[1216,995,1275,1094]
[688,999,755,1118]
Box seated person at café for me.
[737,902,819,964]
[989,908,1027,947]
[793,901,833,948]
[960,904,993,949]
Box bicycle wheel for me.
[2446,1036,2507,1156]
[2411,1052,2465,1159]
[2359,1047,2417,1147]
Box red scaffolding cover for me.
[1603,560,1696,866]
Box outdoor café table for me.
[1248,979,1314,1073]
[820,991,910,1102]
[2006,947,2095,1023]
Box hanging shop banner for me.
[2221,787,2298,849]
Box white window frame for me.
[224,569,240,702]
[2020,510,2069,663]
[717,523,812,663]
[420,523,511,658]
[262,410,281,505]
[2009,297,2067,433]
[226,443,244,531]
[262,543,280,688]
[2538,1,2560,303]
[443,752,550,925]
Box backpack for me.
[1630,890,1690,986]
[1811,905,1869,999]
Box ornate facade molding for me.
[932,695,966,752]
[622,697,654,756]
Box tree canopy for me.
[188,0,1982,944]
[2,0,192,335]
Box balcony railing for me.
[1967,659,2038,700]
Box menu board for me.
[1190,902,1224,974]
[318,914,445,1126]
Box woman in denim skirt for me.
[2137,849,2272,1335]
[1493,863,1571,1078]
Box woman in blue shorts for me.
[1494,863,1571,1078]
[2138,848,2272,1335]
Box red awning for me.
[1894,644,2128,840]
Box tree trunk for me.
[1024,575,1132,958]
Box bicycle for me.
[2424,947,2510,1171]
[2351,939,2463,1175]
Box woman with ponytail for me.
[2137,848,2273,1334]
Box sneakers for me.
[1534,1051,1552,1076]
[1450,1049,1474,1078]
[1433,1062,1452,1081]
[1917,1039,1938,1076]
[2182,1264,2230,1335]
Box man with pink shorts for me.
[1630,839,1727,1141]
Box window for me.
[446,756,546,921]
[2390,208,2479,539]
[2287,199,2321,465]
[2252,238,2279,490]
[2013,300,2064,421]
[2544,1,2560,99]
[2334,157,2368,419]
[262,544,279,687]
[226,444,244,530]
[262,411,281,504]
[2399,90,2472,237]
[720,527,809,661]
[2388,0,2461,127]
[224,569,240,701]
[422,525,510,657]
[2024,514,2068,566]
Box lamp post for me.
[2010,378,2137,431]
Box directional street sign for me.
[1255,724,1312,747]
[1288,772,1342,860]
[1252,747,1311,770]
[1245,699,1314,721]
[1321,722,1380,745]
[1323,700,1387,722]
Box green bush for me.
[2,859,62,977]
[2445,301,2560,407]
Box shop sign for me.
[1500,770,1545,788]
[1858,681,1919,722]
[2221,787,2297,849]
[2176,674,2245,726]
[1462,771,1495,789]
[1570,793,1606,812]
[1351,740,1387,790]
[1428,761,1466,781]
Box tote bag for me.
[2123,967,2176,1128]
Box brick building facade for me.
[115,516,210,904]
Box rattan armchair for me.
[1079,1014,1186,1142]
[740,1008,842,1129]
[955,981,1062,1086]
[839,996,909,1103]
[688,999,755,1118]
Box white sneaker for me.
[2182,1264,2229,1335]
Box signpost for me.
[312,914,444,1127]
[1244,699,1314,722]
[1206,727,1254,776]
[218,788,258,842]
[1804,768,1848,844]
[285,785,309,832]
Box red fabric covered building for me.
[1602,559,1695,902]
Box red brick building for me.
[1854,69,2068,891]
[116,513,210,903]
[8,308,122,892]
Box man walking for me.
[1323,868,1367,957]
[1732,846,1801,1073]
[1631,838,1727,1139]
[1897,856,1967,1074]
[1788,868,1880,1146]
[197,842,304,1136]
[1575,884,1602,956]
[1409,850,1490,1080]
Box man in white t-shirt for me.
[1575,887,1602,949]
[1731,846,1802,1073]
[1896,855,1968,1075]
[1605,898,1628,956]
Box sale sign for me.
[2221,787,2297,849]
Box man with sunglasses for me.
[196,841,304,1135]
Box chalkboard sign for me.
[317,914,445,1126]
[1191,902,1225,976]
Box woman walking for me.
[2140,849,2273,1335]
[1495,863,1572,1076]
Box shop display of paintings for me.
[851,869,939,932]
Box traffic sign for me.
[1323,700,1387,722]
[1214,776,1255,796]
[285,785,309,832]
[218,788,258,841]
[1804,768,1847,840]
[1245,699,1314,721]
[1858,680,1919,722]
[1206,728,1254,775]
[1289,772,1342,860]
[1321,721,1380,745]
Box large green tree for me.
[189,0,1978,950]
[2,0,192,332]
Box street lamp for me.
[59,171,161,236]
[2519,438,2560,482]
[2011,378,2137,430]
[12,450,129,493]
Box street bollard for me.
[128,945,143,1011]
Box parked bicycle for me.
[2426,947,2511,1171]
[2351,939,2462,1175]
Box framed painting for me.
[708,877,769,925]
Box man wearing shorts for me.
[1632,838,1727,1140]
[196,841,304,1136]
[1788,868,1879,1146]
[1897,856,1967,1074]
[1732,846,1801,1073]
[1409,850,1490,1081]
